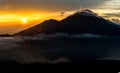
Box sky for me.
[0,0,120,34]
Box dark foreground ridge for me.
[0,60,120,73]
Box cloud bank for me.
[0,34,120,63]
[0,0,110,12]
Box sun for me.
[22,18,27,24]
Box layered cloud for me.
[0,0,111,12]
[1,35,120,63]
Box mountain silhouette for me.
[15,19,60,36]
[15,9,120,36]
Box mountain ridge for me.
[14,9,120,36]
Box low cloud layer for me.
[0,34,120,63]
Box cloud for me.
[102,12,120,24]
[103,13,120,18]
[0,0,111,12]
[33,33,106,39]
[0,34,116,63]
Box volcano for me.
[15,9,120,36]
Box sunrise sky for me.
[0,0,120,34]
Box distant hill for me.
[14,9,120,36]
[0,34,12,37]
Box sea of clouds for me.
[0,33,120,63]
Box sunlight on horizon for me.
[0,0,119,34]
[22,18,27,24]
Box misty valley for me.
[0,35,120,72]
[1,34,120,63]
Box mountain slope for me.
[59,9,120,35]
[15,9,120,36]
[15,19,60,36]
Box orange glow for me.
[0,14,43,23]
[0,12,64,24]
[22,18,27,24]
[0,10,67,34]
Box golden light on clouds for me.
[0,10,66,34]
[0,0,119,34]
[0,12,47,24]
[0,14,19,23]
